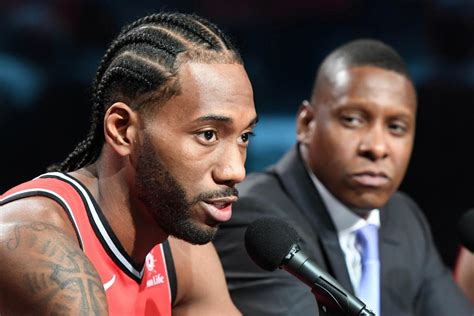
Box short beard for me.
[135,133,237,245]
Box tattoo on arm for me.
[0,222,108,315]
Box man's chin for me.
[351,207,375,219]
[343,193,390,214]
[170,223,217,245]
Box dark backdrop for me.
[1,0,473,268]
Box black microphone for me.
[244,217,375,316]
[458,208,474,252]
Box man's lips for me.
[204,196,238,208]
[351,171,390,187]
[201,196,238,223]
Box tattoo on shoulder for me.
[0,222,108,315]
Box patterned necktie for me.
[356,224,380,315]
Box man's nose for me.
[212,145,246,186]
[358,124,389,161]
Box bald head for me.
[311,39,412,104]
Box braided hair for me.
[50,12,242,172]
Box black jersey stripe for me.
[162,240,177,305]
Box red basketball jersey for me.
[1,172,176,315]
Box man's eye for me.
[389,122,408,135]
[341,115,363,127]
[197,130,217,142]
[239,132,255,145]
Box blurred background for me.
[1,0,473,268]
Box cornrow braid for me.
[118,13,231,51]
[49,12,241,172]
[190,14,236,50]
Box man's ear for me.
[296,100,315,145]
[104,102,140,157]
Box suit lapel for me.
[272,145,355,293]
[378,200,402,314]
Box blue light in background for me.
[0,54,43,109]
[246,114,297,172]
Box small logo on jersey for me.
[145,252,166,288]
[103,274,116,291]
[146,253,157,272]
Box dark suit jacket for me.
[214,146,473,315]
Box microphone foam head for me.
[458,209,474,252]
[244,217,300,271]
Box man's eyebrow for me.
[248,116,259,128]
[195,115,259,127]
[195,114,258,128]
[196,115,233,123]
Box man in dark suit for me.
[214,39,473,315]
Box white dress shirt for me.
[304,165,380,291]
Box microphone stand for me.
[312,287,375,316]
[284,244,376,316]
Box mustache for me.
[191,187,239,204]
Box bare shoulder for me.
[1,196,77,240]
[0,199,107,315]
[169,238,241,315]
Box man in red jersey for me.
[0,12,257,315]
